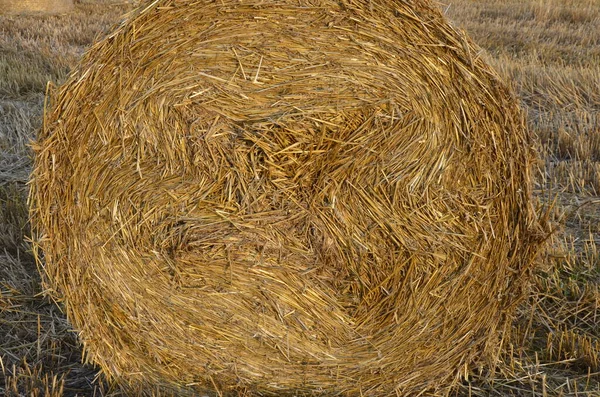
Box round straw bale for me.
[0,0,73,14]
[30,0,543,395]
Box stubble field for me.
[0,0,598,395]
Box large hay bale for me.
[30,0,543,395]
[0,0,73,14]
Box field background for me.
[0,0,598,395]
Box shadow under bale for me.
[30,0,544,395]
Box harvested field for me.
[1,0,599,396]
[0,0,74,15]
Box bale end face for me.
[29,0,543,395]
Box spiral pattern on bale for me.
[30,0,542,395]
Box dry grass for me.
[1,0,599,395]
[0,0,74,15]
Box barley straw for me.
[29,0,544,395]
